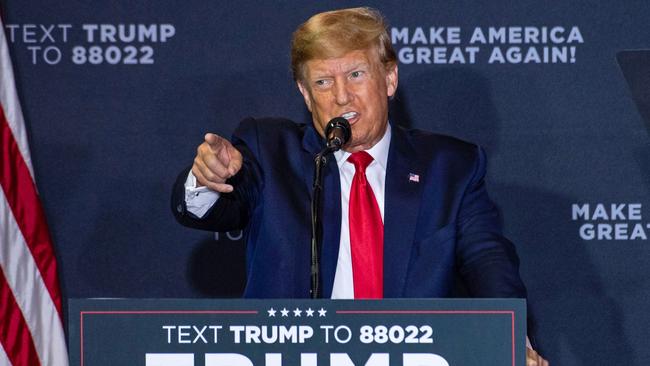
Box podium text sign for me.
[68,298,526,366]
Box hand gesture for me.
[191,133,243,193]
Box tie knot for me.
[347,151,374,172]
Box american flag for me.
[408,173,420,182]
[0,16,69,366]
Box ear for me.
[385,63,398,98]
[297,81,313,112]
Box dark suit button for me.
[176,204,183,213]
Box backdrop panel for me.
[3,1,650,364]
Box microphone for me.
[325,117,351,151]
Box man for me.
[172,7,548,365]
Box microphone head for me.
[325,117,351,150]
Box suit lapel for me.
[383,124,426,297]
[301,126,341,298]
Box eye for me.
[350,70,364,78]
[314,79,331,88]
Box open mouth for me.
[340,111,359,124]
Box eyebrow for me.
[310,62,370,79]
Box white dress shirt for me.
[184,172,220,218]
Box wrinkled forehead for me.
[300,47,384,80]
[307,50,374,73]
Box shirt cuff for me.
[184,171,220,218]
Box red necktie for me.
[348,151,383,299]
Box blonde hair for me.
[291,7,397,81]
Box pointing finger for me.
[204,133,220,146]
[226,144,243,176]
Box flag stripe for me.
[0,269,41,366]
[0,107,63,317]
[0,17,34,178]
[1,340,14,366]
[1,188,68,365]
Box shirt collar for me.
[334,123,391,171]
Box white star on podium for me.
[267,308,277,317]
[280,308,290,317]
[318,308,327,317]
[293,308,302,317]
[305,308,315,317]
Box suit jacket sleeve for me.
[455,146,527,299]
[171,117,264,232]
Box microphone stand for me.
[310,146,331,299]
[310,117,350,299]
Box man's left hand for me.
[527,347,549,366]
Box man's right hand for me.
[191,133,243,193]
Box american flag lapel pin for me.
[408,173,420,183]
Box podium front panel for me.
[69,298,526,366]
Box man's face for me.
[297,48,398,152]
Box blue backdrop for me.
[3,1,650,364]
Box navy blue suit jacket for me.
[173,117,527,300]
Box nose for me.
[333,79,352,106]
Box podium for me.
[68,298,526,366]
